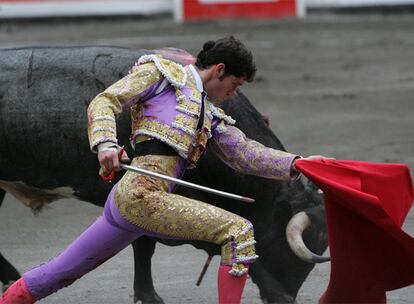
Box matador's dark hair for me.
[195,36,256,82]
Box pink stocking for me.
[218,264,249,304]
[0,278,35,304]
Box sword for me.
[120,164,255,203]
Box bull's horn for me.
[286,211,330,263]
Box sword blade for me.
[120,164,255,203]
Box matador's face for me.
[205,74,245,105]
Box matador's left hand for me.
[301,155,336,162]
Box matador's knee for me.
[221,220,258,277]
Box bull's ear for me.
[262,114,270,127]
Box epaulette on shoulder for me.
[137,54,187,89]
[210,104,236,125]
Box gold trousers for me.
[114,155,258,268]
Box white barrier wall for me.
[0,0,413,19]
[307,0,414,7]
[0,0,172,18]
[0,0,305,19]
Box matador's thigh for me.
[114,155,258,271]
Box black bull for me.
[0,47,328,303]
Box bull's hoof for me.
[134,292,165,304]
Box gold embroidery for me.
[221,224,258,265]
[135,135,152,143]
[114,155,257,265]
[210,104,236,125]
[187,129,209,165]
[131,102,203,159]
[134,118,192,154]
[189,88,202,104]
[186,101,212,164]
[158,58,187,87]
[212,125,296,180]
[87,62,161,151]
[130,103,144,136]
[173,114,198,132]
[176,95,201,116]
[229,263,249,277]
[137,54,187,88]
[204,102,212,131]
[91,58,215,163]
[212,105,226,116]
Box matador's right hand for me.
[97,144,130,178]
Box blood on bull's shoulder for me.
[0,46,328,303]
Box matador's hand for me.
[291,155,336,176]
[98,145,130,178]
[302,155,336,162]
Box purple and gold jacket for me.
[87,55,297,180]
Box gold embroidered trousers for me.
[114,155,258,266]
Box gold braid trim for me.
[210,104,236,125]
[88,63,162,152]
[137,54,187,88]
[172,114,198,136]
[134,118,192,158]
[176,89,201,117]
[221,223,258,265]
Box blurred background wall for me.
[1,0,414,21]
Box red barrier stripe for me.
[183,0,296,20]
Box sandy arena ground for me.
[0,11,413,303]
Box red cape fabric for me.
[295,159,414,303]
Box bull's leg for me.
[249,261,296,304]
[131,237,164,304]
[278,262,314,300]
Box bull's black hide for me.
[0,46,137,204]
[0,47,327,303]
